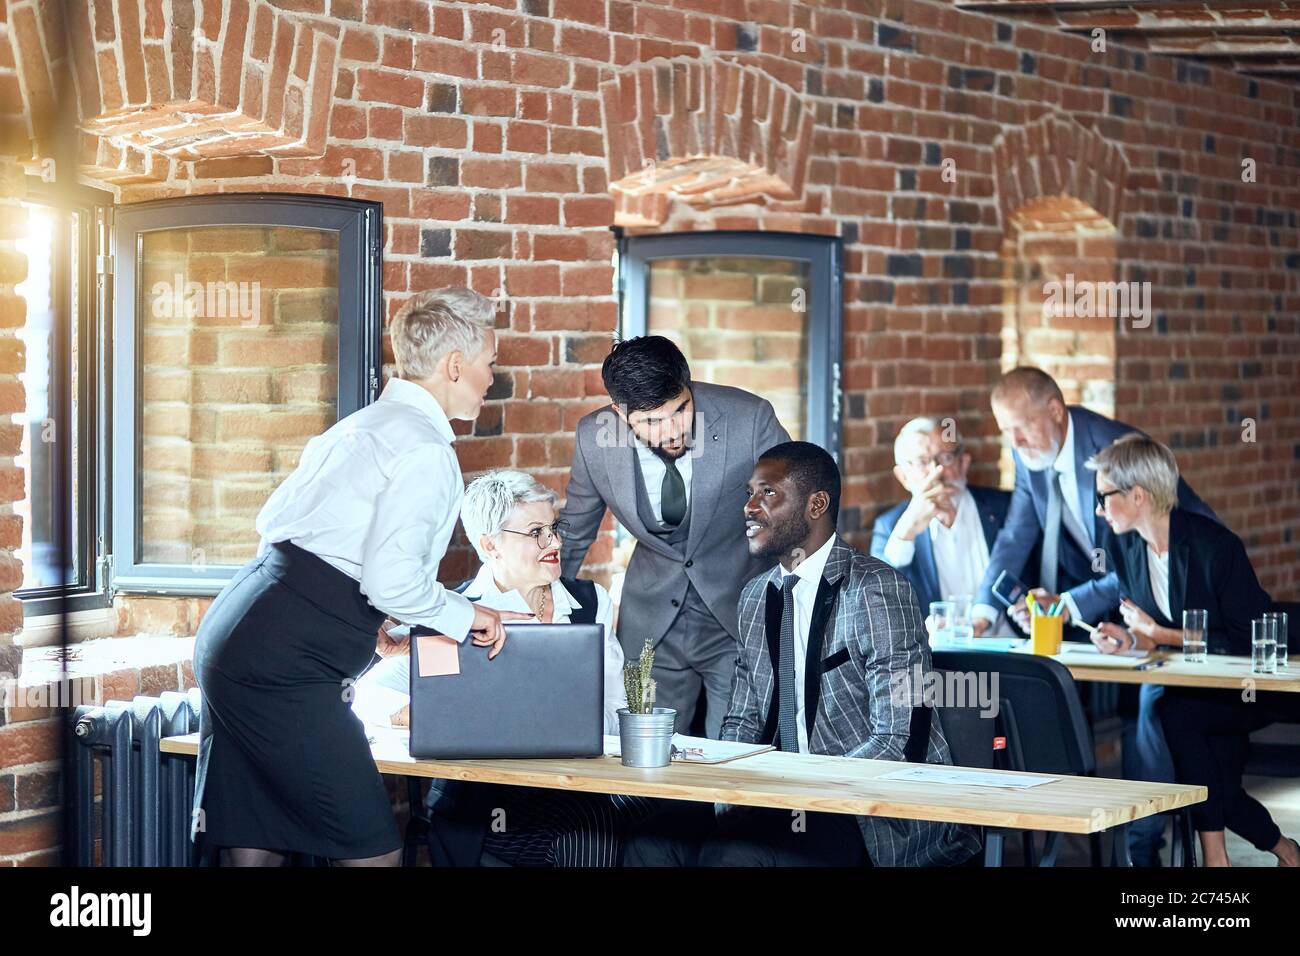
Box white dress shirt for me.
[634,440,693,524]
[255,377,475,641]
[883,486,990,601]
[1146,545,1172,621]
[1051,413,1090,623]
[351,563,628,733]
[777,534,837,753]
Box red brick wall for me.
[81,0,1297,599]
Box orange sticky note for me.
[415,634,460,677]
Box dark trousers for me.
[1122,683,1176,865]
[1159,688,1300,851]
[623,801,869,867]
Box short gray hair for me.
[461,469,558,562]
[992,366,1064,409]
[389,287,496,379]
[893,416,963,466]
[1086,432,1179,514]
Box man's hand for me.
[468,604,534,659]
[972,617,991,638]
[1009,588,1070,633]
[376,618,409,657]
[897,465,959,539]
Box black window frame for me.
[16,179,115,617]
[110,193,383,596]
[617,230,843,462]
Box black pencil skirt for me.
[192,541,400,859]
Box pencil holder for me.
[1030,614,1063,656]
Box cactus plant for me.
[622,639,657,714]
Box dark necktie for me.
[777,575,800,753]
[660,456,686,527]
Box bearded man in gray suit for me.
[559,336,790,737]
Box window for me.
[15,181,113,616]
[618,232,842,458]
[111,195,383,595]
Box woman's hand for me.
[1094,622,1149,654]
[375,618,409,657]
[1118,598,1159,639]
[390,705,410,728]
[469,604,534,659]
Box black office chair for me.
[933,650,1191,867]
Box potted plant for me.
[617,639,676,768]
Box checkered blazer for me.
[722,536,983,867]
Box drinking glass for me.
[1266,611,1289,668]
[1181,609,1207,664]
[946,594,974,646]
[1252,617,1277,676]
[929,601,954,646]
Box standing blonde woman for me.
[192,289,529,867]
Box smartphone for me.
[991,570,1029,609]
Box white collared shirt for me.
[1146,545,1172,621]
[777,534,837,753]
[930,487,991,605]
[351,564,628,733]
[255,378,475,641]
[883,486,989,599]
[634,440,693,524]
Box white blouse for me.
[352,562,628,733]
[255,378,475,641]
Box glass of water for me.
[929,601,954,645]
[1182,609,1208,664]
[1252,617,1277,675]
[1266,611,1289,668]
[947,594,975,646]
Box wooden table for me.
[934,639,1300,693]
[160,731,1202,837]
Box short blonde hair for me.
[461,470,558,563]
[1086,432,1179,514]
[389,288,496,379]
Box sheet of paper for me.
[1051,649,1151,668]
[415,633,460,677]
[878,766,1056,789]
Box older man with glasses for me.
[871,416,1027,632]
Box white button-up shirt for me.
[777,534,837,753]
[352,563,628,733]
[255,378,475,641]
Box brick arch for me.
[6,0,341,183]
[599,56,815,228]
[993,113,1128,234]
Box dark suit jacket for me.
[723,537,983,866]
[975,406,1217,622]
[1106,508,1270,657]
[870,484,1030,616]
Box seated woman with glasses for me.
[1087,432,1299,867]
[353,469,651,866]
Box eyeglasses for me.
[1096,488,1127,508]
[904,449,963,470]
[500,522,567,550]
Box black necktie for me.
[660,457,686,526]
[777,575,800,753]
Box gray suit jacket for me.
[723,536,984,866]
[559,381,790,652]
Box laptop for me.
[408,623,605,759]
